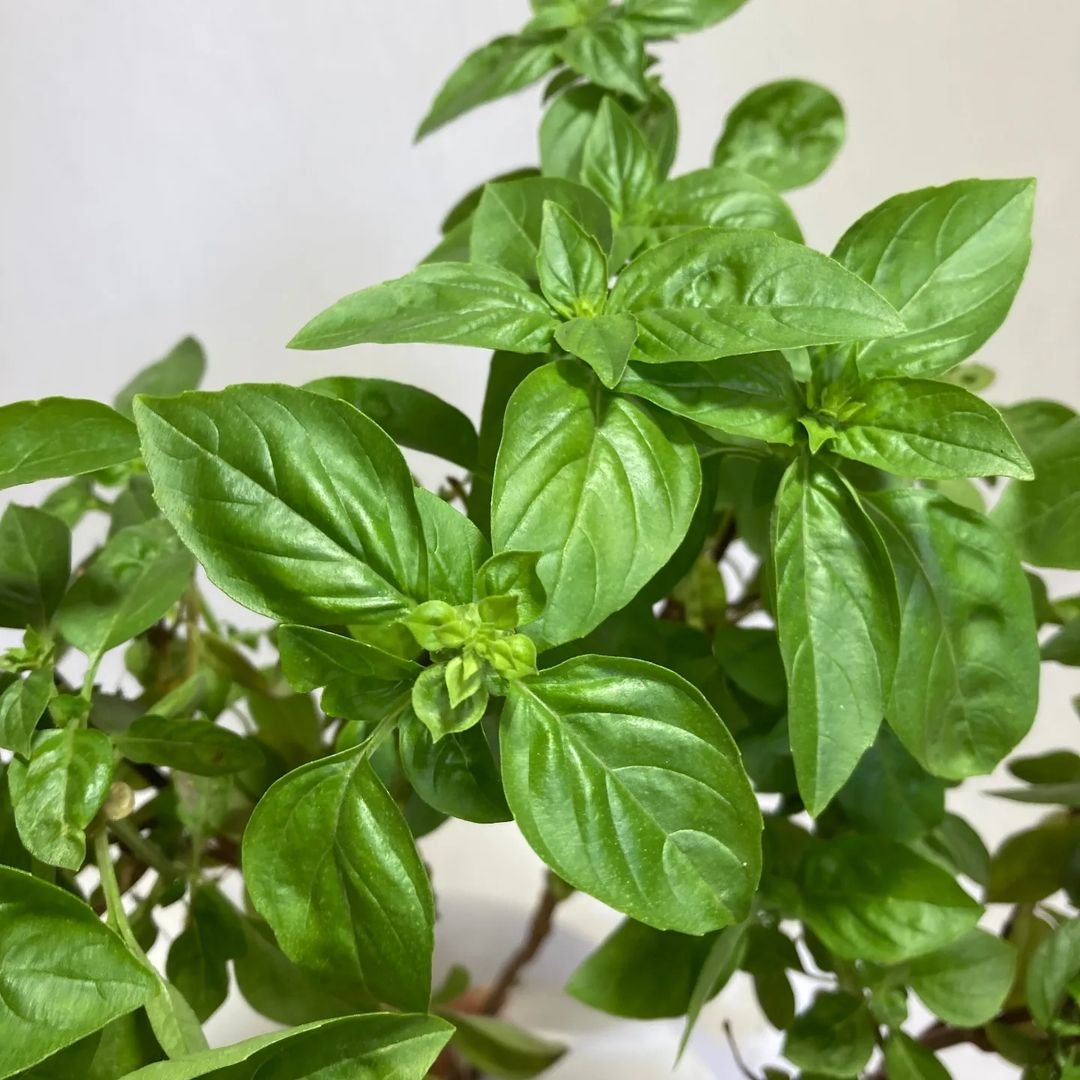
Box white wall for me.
[2,2,1078,1076]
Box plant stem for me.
[94,828,144,953]
[110,817,184,881]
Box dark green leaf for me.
[916,814,990,887]
[0,399,139,491]
[782,991,875,1078]
[537,201,608,319]
[278,625,418,692]
[773,456,898,814]
[476,551,547,626]
[114,338,206,418]
[988,819,1080,903]
[109,473,160,536]
[17,1011,165,1080]
[581,97,657,222]
[1010,752,1080,784]
[623,0,749,36]
[416,488,489,606]
[114,716,260,777]
[882,1032,952,1080]
[799,836,982,964]
[165,886,238,1023]
[1042,618,1080,666]
[243,746,434,1010]
[833,178,1035,378]
[0,668,55,758]
[0,506,70,629]
[444,1011,565,1080]
[713,80,845,192]
[557,19,647,101]
[492,362,700,647]
[1026,919,1080,1029]
[678,923,748,1056]
[608,228,903,363]
[907,929,1016,1027]
[502,655,762,933]
[304,376,478,469]
[555,314,637,388]
[135,386,427,625]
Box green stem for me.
[80,650,104,703]
[94,829,144,954]
[110,818,184,882]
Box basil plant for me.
[1,1,1078,1077]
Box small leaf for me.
[0,668,55,758]
[558,18,648,102]
[555,314,637,388]
[537,201,609,318]
[623,0,749,36]
[415,488,489,606]
[988,819,1080,903]
[581,97,657,223]
[412,665,488,740]
[444,1011,565,1080]
[882,1032,952,1080]
[1025,919,1080,1029]
[278,625,419,691]
[114,716,260,777]
[678,923,748,1057]
[782,991,876,1078]
[114,337,206,418]
[476,551,547,626]
[0,505,70,630]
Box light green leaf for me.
[617,351,803,444]
[411,663,488,740]
[0,669,55,758]
[833,178,1035,378]
[243,746,434,1010]
[555,314,637,388]
[537,200,609,318]
[623,0,749,36]
[799,836,982,964]
[135,386,427,625]
[415,488,489,605]
[0,867,157,1079]
[289,262,559,354]
[9,727,113,870]
[1026,919,1080,1029]
[867,488,1038,779]
[772,456,898,814]
[123,1013,453,1080]
[417,35,560,139]
[581,97,657,223]
[444,1011,565,1080]
[304,376,478,469]
[713,80,845,192]
[882,1032,952,1080]
[502,655,762,934]
[471,177,612,286]
[993,412,1080,570]
[558,18,647,103]
[114,337,206,418]
[114,716,260,777]
[907,929,1016,1027]
[492,361,700,647]
[0,398,139,491]
[476,551,547,626]
[782,991,875,1078]
[0,506,70,630]
[824,377,1032,479]
[608,228,903,363]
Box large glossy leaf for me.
[491,362,700,647]
[304,376,478,469]
[0,398,139,491]
[867,488,1038,779]
[135,386,427,625]
[0,506,70,630]
[799,836,982,964]
[623,0,749,36]
[502,656,762,934]
[772,457,898,814]
[993,412,1080,570]
[833,178,1035,378]
[607,228,903,363]
[56,519,194,658]
[617,352,803,444]
[713,80,845,192]
[243,746,434,1010]
[906,930,1016,1027]
[9,728,114,870]
[825,377,1032,479]
[289,263,559,354]
[124,1013,453,1080]
[114,337,206,418]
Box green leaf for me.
[502,655,761,933]
[114,716,260,777]
[1042,618,1080,666]
[123,1013,453,1080]
[243,745,434,1010]
[114,337,206,418]
[471,177,612,286]
[993,413,1080,570]
[918,813,990,887]
[713,80,845,192]
[537,201,608,318]
[0,398,139,491]
[417,35,560,138]
[782,991,876,1078]
[278,625,419,692]
[867,488,1039,779]
[9,727,114,870]
[882,1033,952,1080]
[415,488,489,606]
[1010,751,1080,784]
[646,166,803,242]
[0,668,55,758]
[17,1011,165,1080]
[581,97,657,223]
[565,918,716,1019]
[555,314,637,388]
[135,386,427,625]
[833,178,1035,378]
[492,361,700,647]
[799,835,982,964]
[55,519,194,658]
[617,352,803,444]
[443,1011,565,1080]
[165,885,241,1023]
[623,0,749,36]
[557,18,647,101]
[289,262,558,354]
[1026,919,1080,1029]
[0,506,70,630]
[824,377,1032,479]
[988,819,1080,903]
[304,376,479,469]
[398,713,510,823]
[411,663,488,740]
[608,228,903,363]
[678,923,748,1056]
[476,551,547,626]
[772,457,898,814]
[907,929,1017,1027]
[0,867,157,1079]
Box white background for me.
[2,1,1079,1075]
